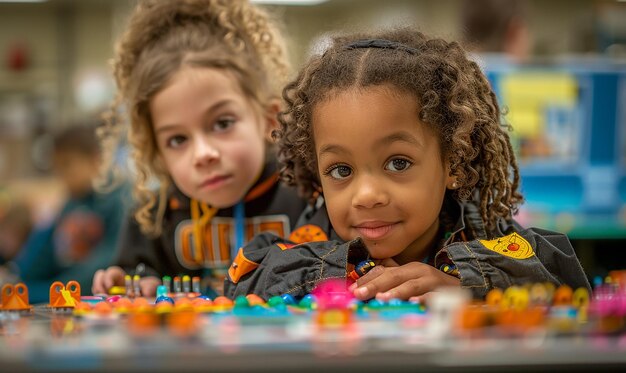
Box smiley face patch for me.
[479,232,534,259]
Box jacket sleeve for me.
[112,214,160,278]
[435,227,591,298]
[224,233,370,300]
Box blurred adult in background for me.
[2,124,129,303]
[460,0,531,63]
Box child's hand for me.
[92,267,161,297]
[92,266,125,295]
[138,276,161,297]
[349,259,460,301]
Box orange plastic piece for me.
[155,302,174,314]
[1,283,32,311]
[128,311,159,337]
[553,285,573,306]
[192,297,212,312]
[132,297,152,312]
[192,297,212,307]
[49,281,81,308]
[608,270,626,287]
[316,309,352,328]
[73,302,92,316]
[213,296,234,307]
[457,305,489,330]
[94,301,113,316]
[113,297,133,313]
[245,294,265,306]
[174,297,194,311]
[485,288,503,307]
[168,309,198,337]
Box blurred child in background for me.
[0,195,32,266]
[92,0,307,297]
[224,27,590,301]
[5,124,129,303]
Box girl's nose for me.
[351,175,390,209]
[193,137,220,166]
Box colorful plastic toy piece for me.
[168,309,199,338]
[312,279,353,310]
[245,294,265,306]
[108,286,126,296]
[49,281,81,308]
[553,285,573,306]
[312,279,354,328]
[234,295,249,308]
[348,260,376,281]
[156,295,175,305]
[1,283,32,311]
[280,293,296,305]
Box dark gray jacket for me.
[224,195,591,300]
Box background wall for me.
[1,1,621,172]
[0,0,625,276]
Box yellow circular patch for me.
[479,232,534,259]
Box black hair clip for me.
[343,39,418,55]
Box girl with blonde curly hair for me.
[92,0,307,297]
[224,27,590,302]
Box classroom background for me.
[0,0,625,281]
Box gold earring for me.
[451,181,459,189]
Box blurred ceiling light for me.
[251,0,328,5]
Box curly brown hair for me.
[276,27,523,231]
[97,0,289,236]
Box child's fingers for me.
[139,276,161,297]
[92,269,107,295]
[353,266,408,300]
[374,279,429,301]
[377,272,462,301]
[353,264,386,288]
[409,292,433,305]
[103,266,125,291]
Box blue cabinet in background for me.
[484,59,626,239]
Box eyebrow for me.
[154,99,235,135]
[318,131,423,157]
[376,131,423,148]
[318,144,345,157]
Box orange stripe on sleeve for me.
[228,248,259,284]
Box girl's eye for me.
[326,165,352,180]
[213,117,236,132]
[385,158,412,172]
[166,135,187,148]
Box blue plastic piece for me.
[155,295,175,305]
[156,285,168,298]
[387,298,405,307]
[280,293,297,305]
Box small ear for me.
[445,165,458,190]
[263,98,282,141]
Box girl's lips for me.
[199,174,233,190]
[354,222,397,240]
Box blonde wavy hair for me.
[276,27,523,231]
[98,0,289,236]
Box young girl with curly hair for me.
[92,0,307,297]
[224,27,590,301]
